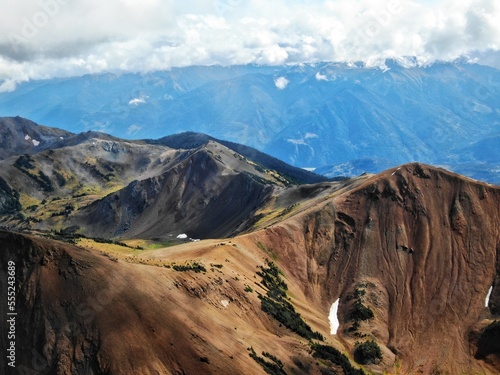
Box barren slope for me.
[0,230,356,375]
[243,163,500,373]
[1,163,499,375]
[72,141,302,239]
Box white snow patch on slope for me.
[129,97,146,105]
[176,234,188,239]
[32,139,40,146]
[305,132,318,139]
[25,134,31,140]
[287,138,307,145]
[485,286,493,307]
[329,298,340,334]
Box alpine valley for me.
[0,116,499,374]
[0,60,498,183]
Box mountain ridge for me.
[0,117,330,239]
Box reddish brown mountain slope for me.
[1,163,499,374]
[247,163,500,373]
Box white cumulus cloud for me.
[315,72,328,81]
[274,76,289,90]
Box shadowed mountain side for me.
[0,116,73,159]
[0,137,178,211]
[0,123,330,237]
[73,146,274,239]
[149,131,329,184]
[243,163,500,374]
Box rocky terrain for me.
[1,159,499,374]
[0,117,325,240]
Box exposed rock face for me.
[0,176,21,214]
[250,163,500,374]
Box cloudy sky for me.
[0,0,499,91]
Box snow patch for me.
[25,134,31,141]
[60,137,64,140]
[391,167,401,176]
[474,103,493,113]
[221,300,229,308]
[329,298,340,334]
[129,97,146,106]
[176,234,188,239]
[305,132,318,139]
[127,124,143,135]
[287,138,307,146]
[485,286,493,307]
[32,139,40,146]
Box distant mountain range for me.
[0,61,498,183]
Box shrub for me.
[248,347,286,375]
[353,340,382,365]
[349,301,374,322]
[475,320,500,360]
[311,343,364,375]
[172,262,207,273]
[53,170,66,187]
[14,154,35,170]
[257,258,323,341]
[0,176,21,214]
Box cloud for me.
[0,79,17,93]
[0,0,499,88]
[274,76,289,90]
[315,72,328,81]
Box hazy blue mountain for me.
[0,60,498,182]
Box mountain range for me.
[0,61,498,183]
[0,116,327,240]
[0,117,499,374]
